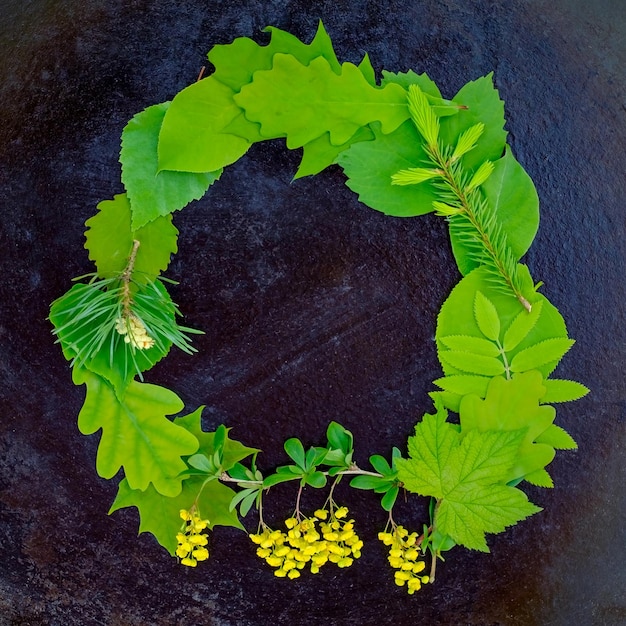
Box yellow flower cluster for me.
[249,506,363,579]
[378,525,429,594]
[114,313,155,350]
[176,508,210,567]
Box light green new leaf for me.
[84,194,178,283]
[503,300,544,352]
[439,73,507,171]
[540,379,590,403]
[510,338,575,373]
[74,368,198,496]
[474,290,501,341]
[158,21,342,173]
[338,121,438,216]
[440,335,500,357]
[397,407,540,552]
[433,375,491,398]
[535,424,578,450]
[440,351,505,376]
[459,371,560,483]
[234,54,408,149]
[120,102,221,230]
[110,475,243,555]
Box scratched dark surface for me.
[1,1,624,624]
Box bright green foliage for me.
[433,268,573,411]
[439,73,507,171]
[338,121,438,216]
[110,476,243,555]
[84,194,178,283]
[74,368,199,496]
[349,449,401,511]
[396,405,541,552]
[234,54,408,149]
[459,371,570,484]
[120,102,221,231]
[540,379,589,403]
[157,21,342,173]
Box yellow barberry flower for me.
[380,525,429,594]
[176,507,210,567]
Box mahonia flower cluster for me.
[176,508,210,567]
[250,506,363,579]
[378,525,430,594]
[114,313,155,350]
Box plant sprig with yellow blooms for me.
[50,21,588,597]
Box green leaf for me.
[263,472,300,488]
[158,21,342,173]
[381,485,399,511]
[440,335,500,357]
[535,424,578,450]
[294,125,374,180]
[503,299,544,352]
[397,406,540,552]
[474,290,501,341]
[381,70,441,97]
[109,476,243,555]
[84,194,178,283]
[522,469,554,488]
[187,454,214,473]
[440,351,505,376]
[369,454,393,476]
[436,267,570,380]
[305,471,327,488]
[338,121,438,216]
[326,422,353,454]
[73,368,198,496]
[350,475,387,490]
[439,73,507,171]
[284,438,306,467]
[357,52,377,86]
[459,371,559,483]
[433,374,492,397]
[120,102,221,231]
[540,379,590,403]
[234,53,408,149]
[173,408,259,471]
[510,338,575,373]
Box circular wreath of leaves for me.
[48,22,588,588]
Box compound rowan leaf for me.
[540,379,590,403]
[74,368,198,496]
[234,54,408,149]
[120,102,221,230]
[474,290,501,341]
[84,194,178,283]
[396,405,540,552]
[510,338,575,373]
[110,475,243,555]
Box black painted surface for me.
[1,1,624,624]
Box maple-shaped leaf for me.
[84,193,178,283]
[459,371,567,484]
[234,54,408,149]
[109,475,243,555]
[396,405,541,552]
[73,368,198,497]
[120,102,221,231]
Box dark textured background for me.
[1,1,624,624]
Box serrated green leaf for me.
[436,267,570,380]
[522,468,554,488]
[474,290,501,341]
[459,371,559,482]
[397,405,540,551]
[120,102,220,230]
[439,73,507,171]
[503,299,544,352]
[235,54,408,149]
[338,121,438,216]
[440,335,500,357]
[73,368,198,496]
[440,351,505,376]
[109,475,242,555]
[535,424,577,450]
[381,69,441,97]
[84,194,178,283]
[510,338,575,373]
[540,379,590,403]
[433,374,492,398]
